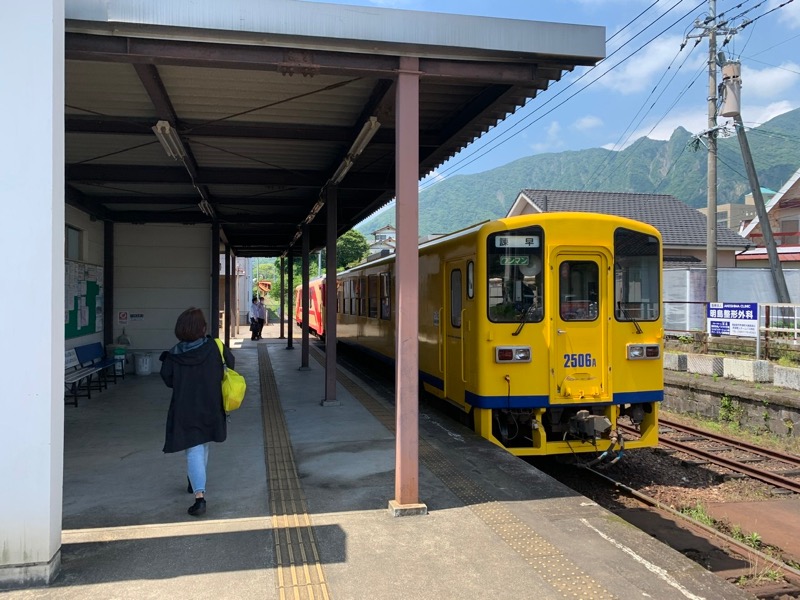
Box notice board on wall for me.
[65,260,104,339]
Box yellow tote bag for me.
[214,338,246,412]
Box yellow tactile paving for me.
[260,346,331,600]
[310,346,615,600]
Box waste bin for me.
[134,352,152,376]
[114,346,127,374]
[107,344,129,375]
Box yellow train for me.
[328,213,662,459]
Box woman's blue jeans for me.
[185,443,209,495]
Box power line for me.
[582,39,703,190]
[418,0,698,190]
[419,0,707,192]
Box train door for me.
[551,252,609,401]
[444,260,466,405]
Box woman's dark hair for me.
[174,307,207,342]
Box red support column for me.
[389,56,427,517]
[300,223,310,369]
[323,185,340,406]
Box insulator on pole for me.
[720,61,741,117]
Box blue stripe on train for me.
[339,341,663,408]
[464,389,663,409]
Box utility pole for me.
[687,0,726,302]
[706,0,718,303]
[720,60,791,303]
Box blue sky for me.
[310,0,800,186]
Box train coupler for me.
[568,410,611,443]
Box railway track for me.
[584,466,800,597]
[332,344,800,596]
[620,417,800,495]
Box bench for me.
[64,348,101,407]
[65,343,124,406]
[75,342,123,388]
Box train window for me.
[368,275,379,318]
[450,269,462,327]
[559,261,599,321]
[380,273,391,320]
[347,278,357,315]
[467,262,474,299]
[614,228,660,322]
[487,227,544,323]
[359,277,367,316]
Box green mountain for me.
[357,107,800,237]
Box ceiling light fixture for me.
[330,116,381,185]
[152,120,187,160]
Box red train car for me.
[294,277,326,339]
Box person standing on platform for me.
[256,296,267,340]
[258,295,268,333]
[261,295,270,327]
[248,296,260,341]
[159,307,233,517]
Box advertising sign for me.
[707,302,758,338]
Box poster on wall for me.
[65,260,104,339]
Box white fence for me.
[664,267,800,334]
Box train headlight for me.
[627,344,660,360]
[495,346,531,363]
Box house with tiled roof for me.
[369,225,395,252]
[735,168,800,268]
[507,189,749,266]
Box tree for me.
[337,229,369,269]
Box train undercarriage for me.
[479,402,658,461]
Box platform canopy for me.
[64,0,604,257]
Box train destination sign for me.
[706,302,758,338]
[499,256,530,266]
[495,235,540,248]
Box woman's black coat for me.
[159,337,235,453]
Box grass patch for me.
[663,410,800,456]
[679,503,716,527]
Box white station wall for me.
[0,0,64,586]
[113,223,212,353]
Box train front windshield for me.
[487,227,544,323]
[614,228,660,321]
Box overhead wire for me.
[418,0,796,197]
[585,59,707,192]
[419,0,708,192]
[581,38,703,190]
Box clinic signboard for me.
[707,302,759,338]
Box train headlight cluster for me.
[495,346,531,363]
[626,344,660,360]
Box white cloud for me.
[768,0,800,28]
[573,115,604,131]
[420,169,445,185]
[530,121,565,153]
[740,62,800,100]
[593,35,699,94]
[368,0,417,6]
[603,108,707,150]
[747,100,799,126]
[604,100,797,150]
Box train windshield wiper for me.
[617,302,643,334]
[512,305,535,336]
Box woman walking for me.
[159,307,234,516]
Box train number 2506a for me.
[563,353,596,368]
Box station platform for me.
[7,323,750,599]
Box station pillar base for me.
[387,500,428,517]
